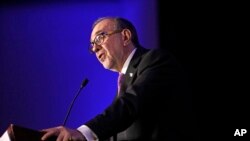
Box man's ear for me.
[121,29,132,46]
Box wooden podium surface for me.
[0,124,57,141]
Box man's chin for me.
[102,63,117,72]
[102,62,110,69]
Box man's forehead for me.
[95,20,114,31]
[91,20,115,37]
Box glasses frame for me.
[89,29,123,53]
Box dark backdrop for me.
[158,1,249,141]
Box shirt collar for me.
[121,48,137,74]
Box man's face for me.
[90,19,123,72]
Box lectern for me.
[0,124,56,141]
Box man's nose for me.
[92,44,101,53]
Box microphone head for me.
[81,78,89,88]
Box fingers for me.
[57,129,71,141]
[41,126,61,140]
[41,126,85,141]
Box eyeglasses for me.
[89,29,122,53]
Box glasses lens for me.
[89,34,104,54]
[95,34,104,45]
[89,30,120,54]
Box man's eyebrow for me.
[94,30,104,36]
[90,30,103,42]
[92,30,105,39]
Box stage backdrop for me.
[0,0,158,134]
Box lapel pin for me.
[129,73,133,77]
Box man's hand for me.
[41,126,87,141]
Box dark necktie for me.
[117,73,125,95]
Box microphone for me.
[63,78,89,126]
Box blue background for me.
[0,0,158,134]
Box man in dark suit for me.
[41,17,199,141]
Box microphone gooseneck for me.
[63,78,89,126]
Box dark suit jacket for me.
[85,47,200,141]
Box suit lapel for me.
[122,47,148,90]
